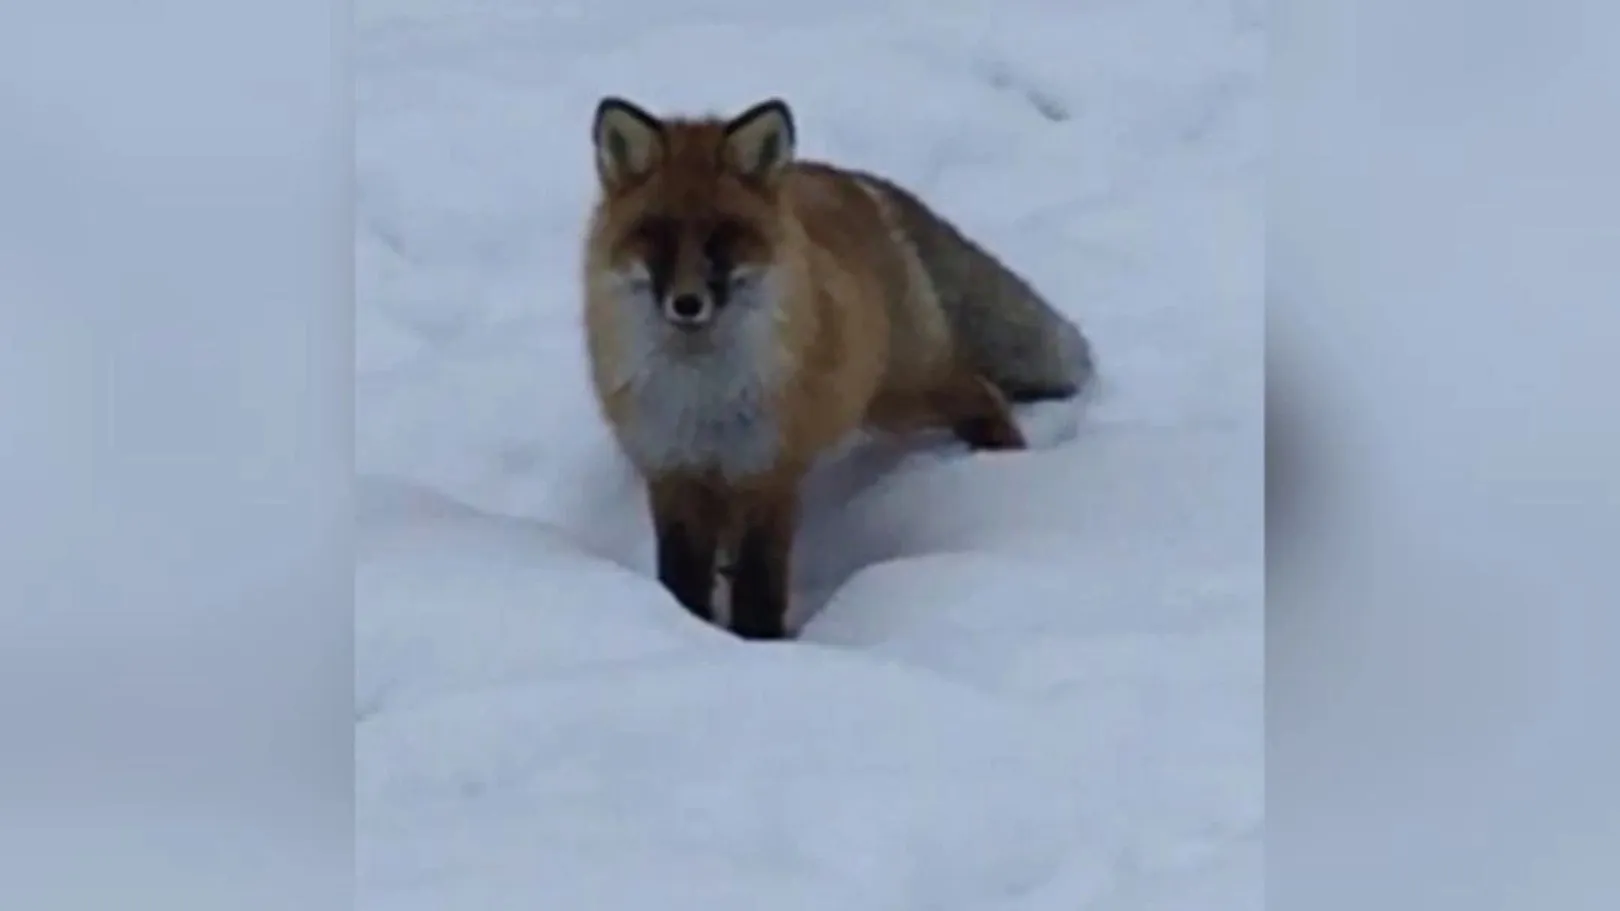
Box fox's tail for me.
[951,275,1095,404]
[868,174,1096,402]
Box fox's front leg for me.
[648,477,725,626]
[725,483,800,638]
[727,483,800,641]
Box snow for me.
[357,0,1263,907]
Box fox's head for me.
[588,96,796,335]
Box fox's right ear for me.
[593,97,665,188]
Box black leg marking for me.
[656,521,716,622]
[650,483,722,624]
[727,502,793,641]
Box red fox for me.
[581,96,1093,639]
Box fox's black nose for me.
[670,294,704,319]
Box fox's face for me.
[589,97,796,338]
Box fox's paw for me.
[953,413,1028,451]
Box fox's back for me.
[839,168,1095,401]
[776,158,1093,402]
[777,161,957,391]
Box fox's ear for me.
[722,98,795,179]
[593,97,665,188]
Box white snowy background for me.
[356,0,1263,907]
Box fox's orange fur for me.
[581,96,1080,639]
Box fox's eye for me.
[622,262,654,293]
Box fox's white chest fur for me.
[603,280,785,481]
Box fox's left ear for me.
[722,98,795,179]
